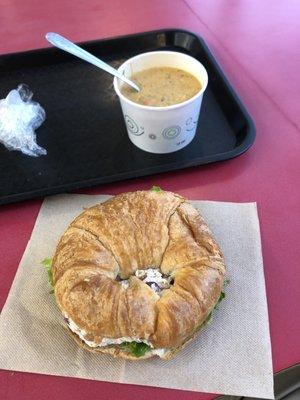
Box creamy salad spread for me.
[122,268,172,294]
[65,314,166,357]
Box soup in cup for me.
[113,51,208,154]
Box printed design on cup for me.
[176,139,186,146]
[162,125,181,140]
[185,117,198,132]
[149,134,157,140]
[125,115,144,136]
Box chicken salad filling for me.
[64,314,166,357]
[118,268,173,294]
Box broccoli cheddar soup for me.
[121,67,201,107]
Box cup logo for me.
[186,117,198,132]
[125,115,144,136]
[162,125,181,140]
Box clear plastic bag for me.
[0,84,46,157]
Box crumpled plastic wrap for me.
[0,84,46,157]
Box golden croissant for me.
[52,190,226,360]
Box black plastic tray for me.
[0,29,255,205]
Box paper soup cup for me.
[113,51,208,154]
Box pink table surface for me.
[0,1,299,399]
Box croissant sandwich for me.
[51,189,226,360]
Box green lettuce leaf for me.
[224,277,230,286]
[204,311,213,325]
[217,290,225,304]
[150,186,162,192]
[206,277,229,321]
[120,341,151,357]
[42,258,54,292]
